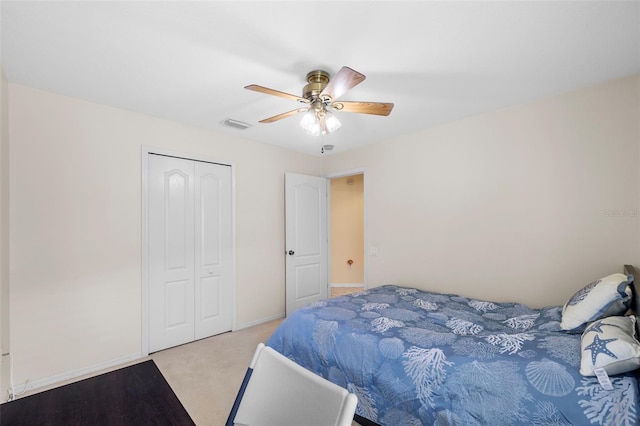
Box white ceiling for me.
[1,1,639,156]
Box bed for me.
[266,266,640,425]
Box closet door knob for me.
[288,250,295,256]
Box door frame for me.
[325,168,368,293]
[141,146,237,356]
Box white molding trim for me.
[331,283,364,288]
[11,352,142,397]
[234,313,285,331]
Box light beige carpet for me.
[153,320,283,424]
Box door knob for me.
[288,250,295,256]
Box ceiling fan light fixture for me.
[300,105,341,136]
[307,122,321,136]
[324,110,341,133]
[300,110,319,135]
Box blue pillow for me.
[561,273,633,331]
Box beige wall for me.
[0,67,10,399]
[8,84,321,387]
[324,74,640,308]
[330,175,364,284]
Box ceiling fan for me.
[245,66,393,136]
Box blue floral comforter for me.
[267,285,640,425]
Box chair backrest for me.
[226,343,358,426]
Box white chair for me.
[226,343,358,426]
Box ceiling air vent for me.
[221,118,252,130]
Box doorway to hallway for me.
[328,173,365,298]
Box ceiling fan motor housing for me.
[303,70,330,100]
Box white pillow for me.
[580,315,640,376]
[561,273,633,331]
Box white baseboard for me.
[234,313,285,331]
[331,283,364,288]
[8,352,142,399]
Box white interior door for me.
[285,172,328,316]
[148,153,233,352]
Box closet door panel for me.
[148,155,195,352]
[194,161,233,339]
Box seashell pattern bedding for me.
[267,285,640,426]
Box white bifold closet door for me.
[148,154,233,353]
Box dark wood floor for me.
[0,360,194,426]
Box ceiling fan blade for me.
[245,84,310,104]
[332,101,394,116]
[320,66,366,101]
[259,108,308,123]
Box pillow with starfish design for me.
[580,315,640,376]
